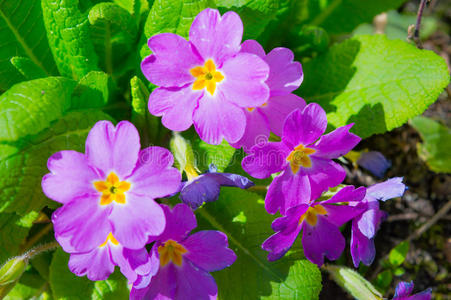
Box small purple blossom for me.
[230,40,306,151]
[350,177,406,267]
[262,186,366,266]
[393,281,432,300]
[42,121,181,251]
[357,151,392,178]
[180,164,254,210]
[131,204,236,300]
[142,8,270,145]
[242,103,361,215]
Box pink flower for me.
[141,8,270,145]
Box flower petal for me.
[131,263,178,300]
[312,124,361,159]
[110,246,152,283]
[110,193,165,249]
[230,110,270,152]
[394,281,415,298]
[175,261,218,300]
[259,94,306,137]
[193,93,245,145]
[52,195,112,252]
[85,121,140,178]
[356,201,380,239]
[68,247,114,281]
[42,151,100,204]
[208,172,254,189]
[182,231,236,272]
[240,39,266,58]
[189,8,242,65]
[304,157,347,200]
[157,204,197,242]
[148,85,201,132]
[219,53,270,108]
[324,185,367,205]
[350,221,376,267]
[357,151,391,178]
[322,203,365,227]
[180,175,221,210]
[142,33,202,87]
[302,216,345,266]
[242,142,290,179]
[366,177,405,202]
[282,104,327,148]
[128,147,181,198]
[265,47,303,95]
[266,168,311,215]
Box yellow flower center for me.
[190,59,224,96]
[246,102,268,112]
[158,240,188,267]
[99,232,119,247]
[93,172,131,205]
[299,205,328,226]
[286,144,316,174]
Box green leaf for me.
[216,0,280,39]
[88,2,138,74]
[326,265,382,300]
[144,0,211,39]
[393,267,405,276]
[197,188,322,299]
[72,71,116,109]
[0,77,76,142]
[42,0,99,80]
[0,212,37,265]
[410,116,451,173]
[299,34,450,139]
[388,241,410,267]
[3,268,48,300]
[0,0,57,91]
[10,57,47,81]
[374,269,392,292]
[49,248,128,300]
[300,0,407,35]
[196,140,236,172]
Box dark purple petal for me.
[208,171,254,189]
[180,175,221,210]
[189,8,242,65]
[350,221,376,267]
[157,204,197,242]
[131,263,178,300]
[304,157,347,200]
[266,168,311,215]
[182,231,236,272]
[52,195,112,252]
[322,203,366,227]
[42,150,100,204]
[394,281,415,298]
[282,104,327,149]
[312,124,361,159]
[302,216,345,266]
[242,141,290,179]
[323,185,367,204]
[357,151,391,178]
[68,247,114,281]
[142,33,202,87]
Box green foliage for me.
[10,57,47,81]
[197,188,322,299]
[42,0,99,80]
[0,0,57,91]
[299,34,450,139]
[196,140,236,172]
[374,269,393,292]
[410,116,451,173]
[388,241,410,267]
[50,248,129,300]
[326,265,382,300]
[72,71,116,109]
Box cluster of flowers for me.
[40,7,430,300]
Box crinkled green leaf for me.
[298,0,407,35]
[197,188,322,299]
[88,3,137,74]
[410,116,451,173]
[196,140,236,172]
[144,0,211,39]
[72,71,116,109]
[0,110,113,215]
[42,0,99,80]
[0,0,57,91]
[10,57,47,81]
[299,34,450,139]
[0,77,76,142]
[49,248,128,300]
[388,241,410,267]
[4,268,48,300]
[326,265,382,300]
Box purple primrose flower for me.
[393,281,431,300]
[42,121,181,251]
[357,151,392,178]
[131,204,236,300]
[230,40,306,151]
[142,8,270,145]
[262,186,366,266]
[350,177,406,267]
[242,103,361,215]
[180,164,254,210]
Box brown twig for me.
[409,0,429,48]
[20,223,53,252]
